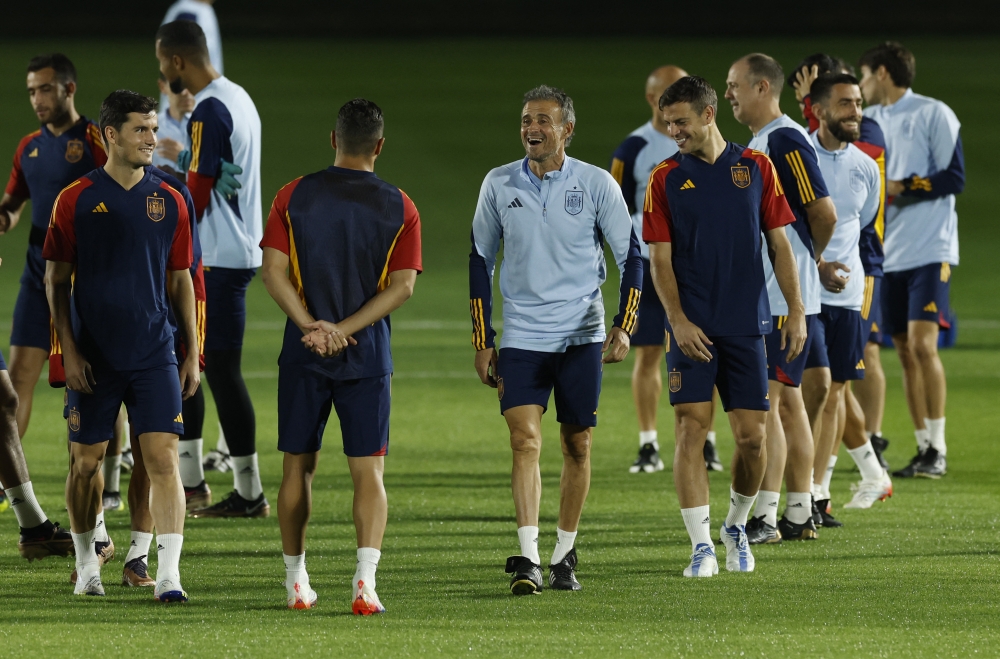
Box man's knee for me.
[633,346,663,374]
[0,381,18,420]
[910,335,939,363]
[560,427,591,463]
[510,428,542,456]
[141,445,178,479]
[674,405,711,451]
[70,448,104,479]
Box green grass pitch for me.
[0,37,998,657]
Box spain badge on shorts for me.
[147,195,166,221]
[668,370,682,393]
[69,407,81,432]
[731,165,751,189]
[65,139,84,163]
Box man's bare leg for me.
[853,342,886,436]
[348,455,387,596]
[7,346,47,439]
[802,366,832,439]
[122,426,155,586]
[504,405,544,566]
[66,440,107,592]
[753,381,785,529]
[138,432,185,595]
[908,320,948,461]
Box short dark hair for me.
[786,53,839,88]
[858,41,915,88]
[740,53,784,97]
[156,20,210,62]
[834,57,856,77]
[523,85,576,145]
[658,75,718,115]
[335,98,384,156]
[27,53,77,86]
[98,90,158,145]
[810,73,860,105]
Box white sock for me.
[283,552,308,587]
[915,427,931,452]
[926,417,946,455]
[94,510,109,543]
[72,529,98,571]
[550,528,577,565]
[680,505,712,551]
[822,455,837,494]
[725,487,756,528]
[354,547,381,592]
[4,482,47,528]
[848,440,885,482]
[155,533,184,583]
[785,491,812,525]
[706,431,717,446]
[232,454,263,500]
[125,531,153,563]
[753,490,780,527]
[102,454,121,493]
[178,438,206,488]
[122,419,131,451]
[216,422,229,454]
[639,430,658,451]
[516,525,540,564]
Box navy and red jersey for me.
[261,166,422,380]
[642,143,796,336]
[43,168,193,372]
[6,118,107,231]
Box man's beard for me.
[169,76,185,94]
[43,101,72,128]
[829,118,861,143]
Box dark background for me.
[5,0,997,38]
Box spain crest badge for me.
[565,190,583,216]
[65,139,84,163]
[147,195,166,222]
[731,165,751,189]
[668,371,682,393]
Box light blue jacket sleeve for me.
[860,158,883,231]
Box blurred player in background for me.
[262,99,421,614]
[860,41,964,479]
[154,72,196,175]
[157,20,267,516]
[610,64,727,475]
[471,85,642,595]
[644,76,804,575]
[160,0,223,113]
[44,90,198,600]
[726,54,836,543]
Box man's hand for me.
[602,326,631,364]
[780,309,808,363]
[886,180,905,197]
[178,354,201,400]
[818,258,850,293]
[156,137,186,164]
[215,160,243,200]
[793,64,819,102]
[672,316,713,363]
[475,348,498,387]
[301,320,357,357]
[175,149,192,173]
[63,349,96,394]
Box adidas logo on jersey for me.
[680,179,696,190]
[92,202,109,213]
[923,301,938,313]
[28,148,39,157]
[507,197,524,209]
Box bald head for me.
[646,65,688,99]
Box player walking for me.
[44,90,198,600]
[261,99,421,614]
[470,85,642,595]
[156,20,268,514]
[726,54,836,543]
[859,42,964,478]
[644,76,805,575]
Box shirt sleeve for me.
[5,135,33,199]
[642,162,674,242]
[469,173,502,350]
[594,170,643,333]
[260,178,301,255]
[387,190,423,273]
[187,98,233,180]
[85,122,108,168]
[167,188,194,271]
[768,129,830,208]
[753,153,797,231]
[859,160,883,234]
[42,181,83,263]
[609,136,648,215]
[901,106,964,199]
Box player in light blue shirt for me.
[859,42,964,478]
[153,73,194,174]
[470,85,642,595]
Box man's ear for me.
[703,103,716,125]
[104,125,116,147]
[373,137,385,157]
[330,131,337,151]
[64,80,77,98]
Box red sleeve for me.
[260,178,302,255]
[86,123,108,167]
[748,150,796,231]
[802,96,820,133]
[642,161,676,242]
[186,171,214,220]
[387,190,423,273]
[5,133,37,199]
[164,183,194,270]
[42,179,90,262]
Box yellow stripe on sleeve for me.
[785,150,816,204]
[874,152,886,242]
[189,121,203,173]
[610,158,625,186]
[643,162,671,213]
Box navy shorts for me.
[862,275,883,344]
[496,342,603,427]
[278,364,390,457]
[883,262,953,337]
[809,305,866,382]
[66,364,183,445]
[204,267,256,351]
[665,332,769,412]
[767,314,819,387]
[631,261,667,346]
[10,244,51,351]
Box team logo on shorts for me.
[731,166,751,188]
[497,377,504,400]
[668,371,682,393]
[147,195,166,221]
[68,407,81,432]
[565,190,584,215]
[65,139,84,163]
